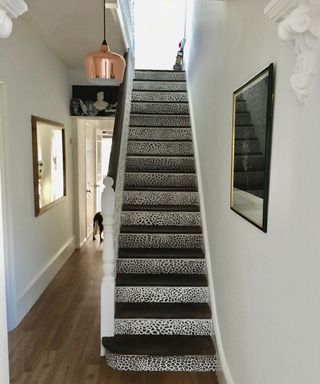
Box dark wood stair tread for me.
[120,225,202,234]
[115,303,211,319]
[116,273,208,287]
[102,335,215,356]
[118,248,205,259]
[122,205,200,212]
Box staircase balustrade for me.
[101,176,116,340]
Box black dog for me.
[93,212,104,242]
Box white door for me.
[95,129,103,213]
[85,122,96,239]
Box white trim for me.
[78,237,88,249]
[17,236,75,324]
[0,81,9,384]
[0,80,18,331]
[186,78,235,384]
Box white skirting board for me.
[16,236,75,325]
[186,82,235,384]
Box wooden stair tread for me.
[116,273,208,287]
[120,225,202,234]
[115,303,211,319]
[118,248,205,259]
[102,335,215,356]
[122,205,200,212]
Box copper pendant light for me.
[84,0,126,86]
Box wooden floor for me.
[9,241,218,384]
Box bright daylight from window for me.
[134,0,186,69]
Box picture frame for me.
[31,116,66,217]
[230,64,274,232]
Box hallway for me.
[8,242,218,383]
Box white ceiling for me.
[23,0,126,69]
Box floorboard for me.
[9,241,218,384]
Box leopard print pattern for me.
[122,191,199,206]
[127,141,193,156]
[128,127,192,141]
[126,156,195,172]
[121,211,201,227]
[130,114,190,127]
[116,287,209,303]
[133,80,187,92]
[124,173,197,188]
[135,71,186,81]
[234,139,260,155]
[105,352,217,372]
[116,258,205,274]
[132,91,188,103]
[131,102,189,115]
[114,319,212,336]
[119,234,203,249]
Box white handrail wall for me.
[101,177,116,340]
[100,0,135,350]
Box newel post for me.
[101,176,116,347]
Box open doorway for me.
[73,117,114,248]
[134,0,186,69]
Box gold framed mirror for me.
[31,116,66,216]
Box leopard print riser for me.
[121,211,201,227]
[127,141,193,156]
[132,91,188,103]
[114,319,212,336]
[128,127,192,141]
[131,102,189,115]
[234,139,260,155]
[105,352,217,372]
[133,80,187,92]
[126,156,195,172]
[130,114,190,127]
[124,173,197,188]
[135,71,186,81]
[123,191,199,206]
[116,287,209,303]
[119,234,203,249]
[116,258,205,274]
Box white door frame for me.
[0,80,18,331]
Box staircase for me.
[102,70,217,372]
[234,96,265,198]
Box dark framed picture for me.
[32,116,66,216]
[230,64,274,232]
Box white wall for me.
[185,1,320,384]
[0,17,75,328]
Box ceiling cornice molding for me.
[265,0,320,102]
[0,0,27,38]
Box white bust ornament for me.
[94,91,109,111]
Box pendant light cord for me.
[103,0,107,44]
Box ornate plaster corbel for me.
[265,0,320,102]
[0,0,28,38]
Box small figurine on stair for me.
[173,38,186,71]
